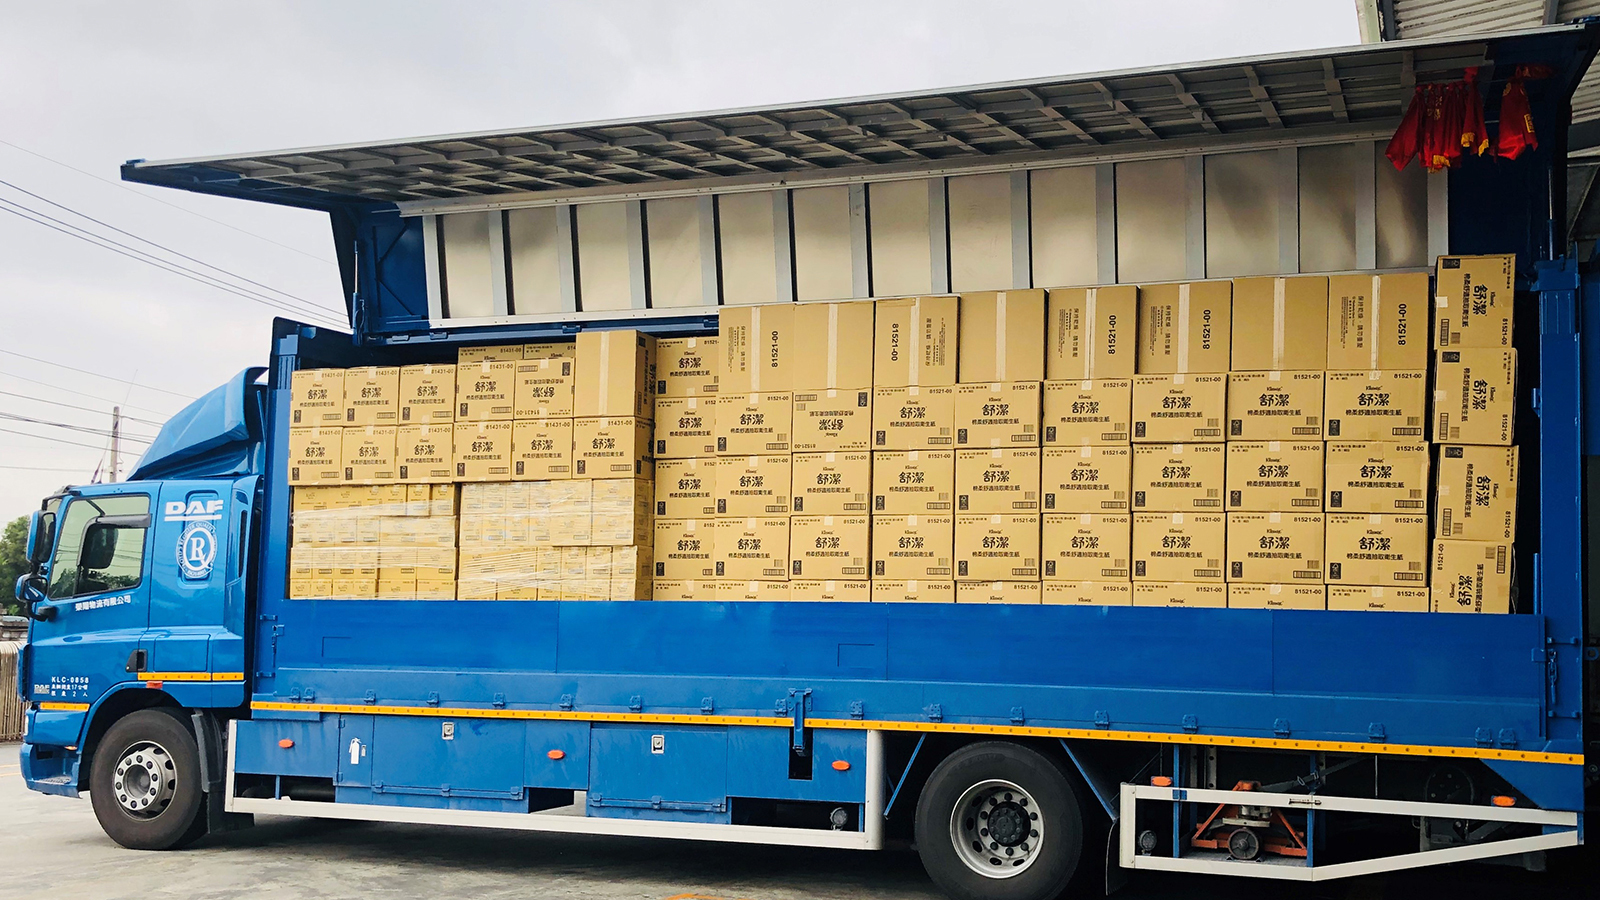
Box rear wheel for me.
[915,742,1084,900]
[89,708,206,850]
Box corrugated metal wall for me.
[0,643,22,743]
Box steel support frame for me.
[1118,782,1580,881]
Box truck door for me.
[145,478,255,699]
[26,488,155,743]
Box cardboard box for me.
[1324,513,1429,586]
[1136,281,1232,374]
[1431,539,1512,613]
[654,518,715,580]
[872,385,956,450]
[716,580,793,602]
[1435,445,1519,541]
[523,341,577,360]
[1226,512,1324,584]
[1434,254,1514,349]
[955,382,1041,448]
[1325,441,1429,513]
[575,329,656,419]
[429,483,458,517]
[654,396,716,458]
[453,421,514,481]
[715,391,792,455]
[654,457,717,518]
[870,579,956,602]
[1225,441,1324,511]
[288,579,330,600]
[1042,379,1132,446]
[1230,276,1328,371]
[1433,349,1517,445]
[573,416,653,478]
[1131,581,1228,608]
[414,580,458,601]
[1046,285,1137,380]
[789,515,870,579]
[1041,445,1132,513]
[1041,581,1133,606]
[1326,272,1429,370]
[955,513,1040,581]
[395,424,454,483]
[398,364,456,425]
[513,357,576,419]
[341,366,402,426]
[956,581,1043,604]
[713,517,790,581]
[1227,371,1323,440]
[652,578,713,601]
[340,426,398,484]
[1132,513,1224,582]
[509,418,573,481]
[794,300,875,390]
[288,426,344,486]
[546,479,593,544]
[720,303,794,393]
[1131,374,1226,443]
[590,477,653,546]
[791,451,871,515]
[290,368,346,427]
[330,577,378,600]
[1131,443,1225,512]
[789,579,871,602]
[715,454,791,517]
[1042,513,1130,581]
[459,344,524,364]
[1227,583,1327,610]
[873,450,955,514]
[956,448,1041,514]
[793,388,873,452]
[1324,370,1428,440]
[1325,585,1431,612]
[959,290,1046,383]
[874,295,959,387]
[455,360,517,422]
[655,336,719,397]
[871,514,954,579]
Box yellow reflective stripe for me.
[250,702,1583,766]
[36,702,89,712]
[139,672,245,683]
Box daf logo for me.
[164,499,225,521]
[177,521,218,580]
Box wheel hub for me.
[949,779,1044,879]
[112,741,176,818]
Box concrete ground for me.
[0,744,1591,900]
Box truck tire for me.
[89,708,207,850]
[914,742,1084,900]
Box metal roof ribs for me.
[1090,82,1162,139]
[1242,65,1285,128]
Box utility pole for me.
[109,406,120,483]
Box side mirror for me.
[26,510,55,567]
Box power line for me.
[0,464,96,473]
[0,196,347,326]
[0,412,156,445]
[0,137,338,267]
[0,176,344,315]
[0,425,119,453]
[0,390,167,428]
[0,201,347,329]
[0,348,193,400]
[0,369,176,417]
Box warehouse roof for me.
[122,22,1599,212]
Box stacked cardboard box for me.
[288,484,458,600]
[1429,255,1518,614]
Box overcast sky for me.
[0,0,1357,520]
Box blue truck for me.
[13,23,1598,900]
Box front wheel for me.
[89,708,207,850]
[914,742,1084,900]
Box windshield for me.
[48,494,150,599]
